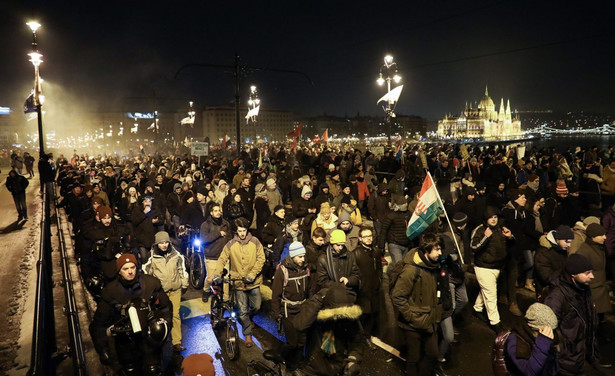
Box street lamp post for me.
[377,54,402,141]
[27,21,45,157]
[246,85,260,141]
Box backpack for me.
[276,263,310,317]
[492,330,511,376]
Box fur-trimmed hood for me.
[317,305,362,321]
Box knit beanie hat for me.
[173,182,182,190]
[288,241,306,258]
[154,231,170,244]
[329,229,347,244]
[273,205,285,215]
[196,186,208,196]
[525,303,558,331]
[565,253,593,275]
[116,253,138,273]
[528,174,539,183]
[509,188,524,201]
[582,216,601,226]
[341,195,352,205]
[554,225,574,240]
[586,223,606,238]
[182,353,215,376]
[555,184,568,195]
[484,206,500,220]
[96,205,113,218]
[338,210,352,224]
[452,212,468,227]
[320,202,331,215]
[266,178,276,187]
[301,185,312,197]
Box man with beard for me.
[334,211,361,251]
[82,206,131,285]
[390,232,445,376]
[352,226,382,339]
[90,253,172,375]
[534,225,574,300]
[143,231,189,352]
[544,254,606,374]
[200,203,231,302]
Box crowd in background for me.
[33,140,615,375]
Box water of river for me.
[503,135,615,153]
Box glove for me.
[245,275,255,284]
[212,275,222,285]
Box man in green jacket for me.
[391,232,444,376]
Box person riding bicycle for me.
[211,217,265,348]
[271,241,311,371]
[89,253,173,375]
[143,231,189,352]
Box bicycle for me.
[209,270,244,361]
[247,349,285,376]
[177,225,206,289]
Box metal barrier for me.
[27,182,56,375]
[27,182,87,375]
[55,186,87,375]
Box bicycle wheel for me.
[225,320,240,360]
[209,295,224,329]
[189,252,205,289]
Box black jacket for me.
[378,210,412,249]
[470,221,512,269]
[543,272,599,375]
[199,216,231,260]
[6,173,29,195]
[352,243,382,314]
[89,274,172,361]
[261,214,286,246]
[271,256,310,318]
[316,245,361,297]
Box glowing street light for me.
[27,20,45,157]
[246,85,260,123]
[376,54,403,141]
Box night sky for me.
[1,1,614,121]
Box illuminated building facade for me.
[437,87,522,139]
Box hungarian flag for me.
[287,123,302,139]
[406,173,443,240]
[322,129,328,143]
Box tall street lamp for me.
[27,21,45,157]
[376,54,403,141]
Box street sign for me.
[191,142,209,156]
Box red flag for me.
[287,123,302,139]
[322,129,328,143]
[291,137,298,152]
[312,135,320,143]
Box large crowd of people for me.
[18,140,615,375]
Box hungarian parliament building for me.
[437,87,522,139]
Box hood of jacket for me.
[316,305,362,321]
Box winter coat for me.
[533,232,567,297]
[337,206,362,226]
[503,321,559,376]
[266,187,283,213]
[355,179,370,201]
[576,238,612,313]
[200,216,231,260]
[6,173,29,195]
[501,201,541,253]
[261,214,286,246]
[543,272,599,375]
[271,256,310,318]
[602,207,615,257]
[600,165,615,196]
[470,221,511,270]
[166,191,183,217]
[305,238,326,275]
[568,222,587,255]
[316,245,361,296]
[390,249,442,333]
[180,200,207,230]
[89,274,172,358]
[378,209,412,249]
[352,243,382,314]
[253,196,271,240]
[311,212,338,236]
[329,223,360,252]
[131,205,162,249]
[367,187,391,221]
[143,244,188,292]
[212,232,265,291]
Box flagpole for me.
[426,172,465,264]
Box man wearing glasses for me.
[534,225,575,300]
[352,227,383,339]
[316,229,361,301]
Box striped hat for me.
[555,184,568,195]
